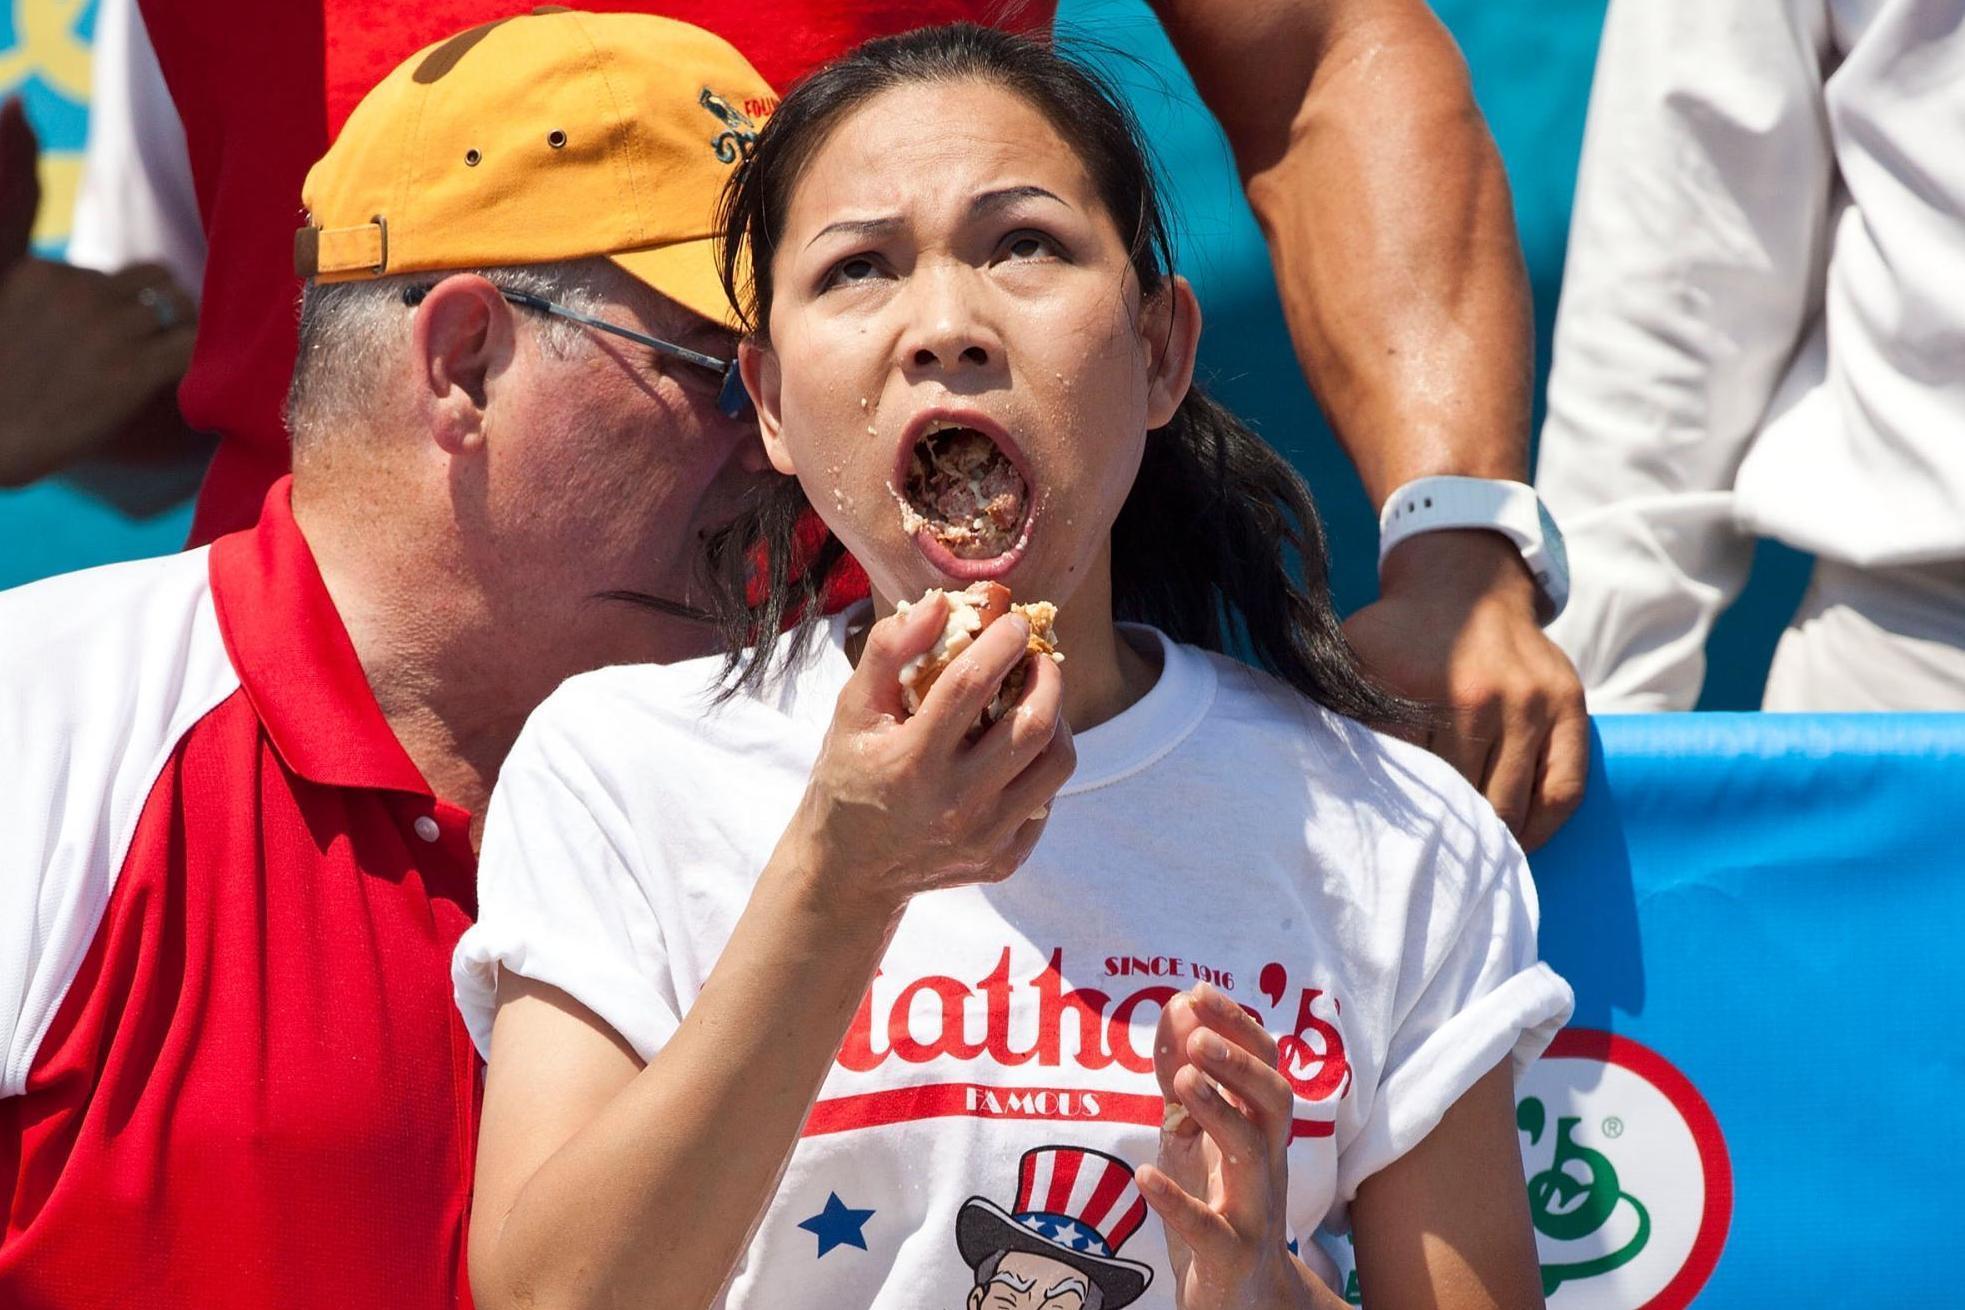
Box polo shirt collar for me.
[209,478,433,795]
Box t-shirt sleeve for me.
[452,692,681,1064]
[1336,810,1573,1199]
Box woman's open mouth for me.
[893,412,1034,577]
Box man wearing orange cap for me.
[0,13,774,1308]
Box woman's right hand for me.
[781,593,1075,915]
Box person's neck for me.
[1047,583,1161,733]
[292,484,712,841]
[293,494,523,826]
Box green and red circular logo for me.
[1517,1029,1731,1308]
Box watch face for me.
[1537,500,1569,581]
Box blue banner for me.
[1508,714,1957,1305]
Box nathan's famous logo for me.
[699,88,762,163]
[836,949,1348,1099]
[1323,1030,1729,1309]
[1518,1095,1649,1295]
[1514,1031,1729,1310]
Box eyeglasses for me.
[401,283,751,418]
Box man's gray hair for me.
[283,258,627,450]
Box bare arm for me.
[469,601,1075,1310]
[1149,0,1529,501]
[1150,0,1587,850]
[1350,1060,1544,1309]
[470,870,899,1310]
[1140,991,1536,1309]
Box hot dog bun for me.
[895,583,1061,721]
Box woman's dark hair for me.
[702,23,1419,729]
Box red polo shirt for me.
[0,481,480,1308]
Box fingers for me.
[845,592,948,723]
[1185,1023,1292,1139]
[1434,704,1496,791]
[0,97,39,265]
[1188,981,1280,1068]
[995,718,1074,829]
[104,262,184,297]
[1520,700,1590,851]
[1151,1055,1288,1241]
[1478,704,1543,840]
[104,265,197,337]
[970,647,1064,785]
[1135,1162,1237,1260]
[1152,992,1206,1104]
[910,611,1030,742]
[133,315,199,382]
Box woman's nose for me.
[898,271,1003,376]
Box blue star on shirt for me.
[798,1192,876,1258]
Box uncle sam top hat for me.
[956,1146,1155,1308]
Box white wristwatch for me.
[1376,476,1570,623]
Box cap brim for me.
[610,237,744,330]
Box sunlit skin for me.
[294,270,766,825]
[472,71,1543,1310]
[740,80,1201,732]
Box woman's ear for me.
[412,274,516,454]
[1140,274,1201,431]
[739,339,798,476]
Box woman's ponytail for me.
[1112,389,1422,730]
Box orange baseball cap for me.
[294,7,776,325]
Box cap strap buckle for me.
[295,217,388,278]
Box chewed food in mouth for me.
[901,424,1028,559]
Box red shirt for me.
[139,0,1057,546]
[0,482,480,1308]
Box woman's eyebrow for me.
[805,215,902,250]
[970,184,1068,217]
[803,185,1071,250]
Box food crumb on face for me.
[887,481,928,536]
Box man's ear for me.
[738,338,798,476]
[1140,274,1201,431]
[411,274,516,454]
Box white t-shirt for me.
[454,617,1572,1308]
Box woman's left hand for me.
[1135,983,1329,1310]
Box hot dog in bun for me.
[895,582,1061,724]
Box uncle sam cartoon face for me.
[956,1146,1154,1310]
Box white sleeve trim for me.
[1336,963,1573,1200]
[1,550,238,1096]
[451,679,686,1068]
[454,926,682,1066]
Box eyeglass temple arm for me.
[497,290,732,373]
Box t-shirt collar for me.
[208,477,433,795]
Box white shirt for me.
[1535,0,1965,710]
[65,0,204,295]
[454,616,1571,1308]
